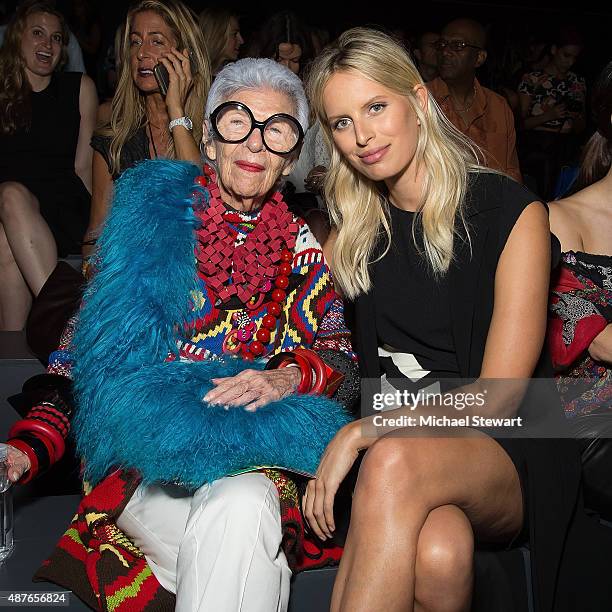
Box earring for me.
[416,118,421,126]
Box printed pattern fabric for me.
[548,251,612,417]
[518,70,586,132]
[34,469,342,611]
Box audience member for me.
[306,26,612,611]
[428,17,522,181]
[0,1,86,72]
[83,0,210,263]
[198,6,243,76]
[547,60,612,515]
[518,26,586,198]
[0,0,97,331]
[246,10,315,78]
[412,30,438,82]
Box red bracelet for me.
[6,438,38,484]
[293,348,328,395]
[29,431,55,467]
[8,419,66,463]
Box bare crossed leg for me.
[331,431,523,612]
[0,182,57,330]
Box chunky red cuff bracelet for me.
[293,348,345,397]
[266,348,344,396]
[8,418,66,463]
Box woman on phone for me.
[83,0,210,260]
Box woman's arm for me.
[74,74,99,193]
[478,201,551,413]
[82,151,113,258]
[161,48,200,163]
[6,314,78,483]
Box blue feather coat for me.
[71,160,351,489]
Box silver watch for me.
[169,116,193,131]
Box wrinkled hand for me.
[302,421,363,540]
[4,444,31,484]
[304,165,327,194]
[203,367,301,412]
[160,47,193,119]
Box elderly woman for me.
[5,58,357,612]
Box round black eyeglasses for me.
[210,101,304,155]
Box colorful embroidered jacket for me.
[547,251,612,417]
[7,161,358,610]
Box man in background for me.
[428,18,522,182]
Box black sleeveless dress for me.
[0,72,90,256]
[352,172,612,611]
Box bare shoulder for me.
[79,73,97,98]
[548,195,585,251]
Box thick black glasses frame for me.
[210,101,304,155]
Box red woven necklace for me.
[194,165,299,306]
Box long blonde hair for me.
[100,0,211,175]
[0,1,69,135]
[306,27,486,299]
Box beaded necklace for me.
[191,165,298,359]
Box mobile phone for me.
[153,51,198,97]
[153,62,170,97]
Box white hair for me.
[205,57,309,133]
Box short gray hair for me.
[205,58,309,133]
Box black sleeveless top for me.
[373,204,460,377]
[0,72,90,255]
[91,126,149,181]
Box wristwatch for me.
[169,116,193,131]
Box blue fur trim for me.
[72,159,351,488]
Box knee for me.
[204,474,280,528]
[0,182,38,219]
[356,436,429,500]
[417,525,473,584]
[415,510,474,609]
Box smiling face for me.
[129,10,177,93]
[20,12,63,79]
[322,70,426,186]
[204,87,298,209]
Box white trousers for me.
[116,472,291,612]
